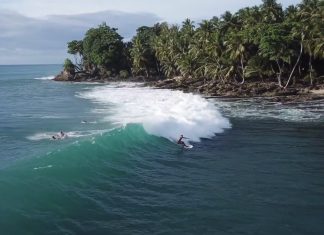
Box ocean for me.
[0,64,323,235]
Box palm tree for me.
[297,0,324,85]
[130,27,157,77]
[259,23,291,87]
[130,36,148,76]
[175,19,196,78]
[153,24,180,77]
[225,31,247,84]
[260,0,284,23]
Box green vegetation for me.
[64,0,323,89]
[83,23,125,71]
[130,26,161,77]
[63,58,75,72]
[119,70,129,79]
[67,40,83,71]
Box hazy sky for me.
[0,0,301,64]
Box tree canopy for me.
[82,23,125,72]
[65,0,323,87]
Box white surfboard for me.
[185,144,193,149]
[183,144,193,149]
[177,143,193,149]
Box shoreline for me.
[53,72,324,103]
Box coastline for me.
[150,77,324,103]
[53,72,324,103]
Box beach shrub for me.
[63,58,75,72]
[106,70,112,77]
[119,70,129,79]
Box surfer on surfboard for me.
[177,134,189,147]
[52,131,66,140]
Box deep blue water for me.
[0,65,323,235]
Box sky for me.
[0,0,301,64]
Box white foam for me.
[11,113,67,119]
[213,98,323,122]
[39,115,67,119]
[78,84,231,142]
[34,76,55,80]
[27,130,105,141]
[34,165,53,170]
[27,132,54,141]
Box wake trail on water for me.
[78,84,231,142]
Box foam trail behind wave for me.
[78,84,231,142]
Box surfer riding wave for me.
[177,134,189,147]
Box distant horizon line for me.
[0,63,63,66]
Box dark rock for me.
[276,88,298,96]
[54,70,74,81]
[53,70,324,103]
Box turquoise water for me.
[0,65,324,234]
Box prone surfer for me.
[52,131,66,140]
[177,134,189,147]
[60,131,65,138]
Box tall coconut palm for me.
[189,20,216,80]
[130,26,160,77]
[260,0,284,23]
[130,37,148,76]
[153,25,180,77]
[225,31,248,84]
[259,23,292,87]
[297,0,324,85]
[175,19,196,78]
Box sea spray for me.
[78,83,231,142]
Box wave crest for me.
[78,84,231,142]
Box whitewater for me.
[78,83,231,143]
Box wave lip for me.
[78,84,231,142]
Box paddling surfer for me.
[52,131,66,140]
[60,131,65,138]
